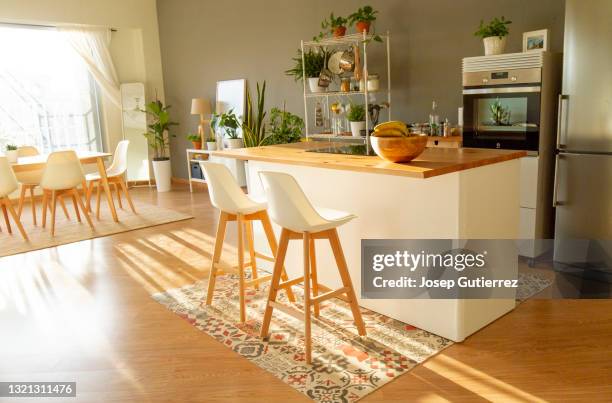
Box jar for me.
[340,77,351,92]
[367,74,380,92]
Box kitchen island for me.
[212,142,526,342]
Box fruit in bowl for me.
[370,121,428,162]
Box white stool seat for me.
[307,207,356,233]
[200,161,266,215]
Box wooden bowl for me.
[370,135,428,163]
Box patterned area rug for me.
[153,272,551,402]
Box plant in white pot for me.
[206,136,217,151]
[347,103,366,137]
[474,16,512,56]
[212,109,243,149]
[4,144,18,163]
[285,48,329,93]
[142,99,178,193]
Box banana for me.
[374,120,409,134]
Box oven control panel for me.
[463,67,541,87]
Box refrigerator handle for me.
[552,153,560,207]
[556,94,569,149]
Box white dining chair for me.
[85,140,136,219]
[40,151,94,236]
[258,171,366,364]
[15,145,70,225]
[0,156,28,241]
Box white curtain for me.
[58,25,121,108]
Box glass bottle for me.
[429,101,440,135]
[315,102,323,127]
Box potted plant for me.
[262,104,304,145]
[285,48,329,93]
[347,103,366,137]
[142,99,178,193]
[5,144,18,163]
[319,13,348,38]
[349,5,378,34]
[206,136,217,151]
[186,133,202,150]
[212,109,243,149]
[474,16,512,56]
[242,81,267,148]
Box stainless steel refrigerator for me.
[554,0,612,283]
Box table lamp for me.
[191,98,212,144]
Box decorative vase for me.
[308,77,327,93]
[191,141,202,150]
[333,26,347,37]
[356,21,371,34]
[350,121,366,137]
[206,142,217,151]
[152,159,172,193]
[225,138,244,149]
[483,36,506,56]
[5,150,18,164]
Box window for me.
[0,24,104,153]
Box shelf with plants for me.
[303,89,386,98]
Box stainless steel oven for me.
[462,68,542,151]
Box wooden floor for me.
[0,185,611,402]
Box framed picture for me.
[523,29,549,52]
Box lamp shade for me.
[191,98,211,116]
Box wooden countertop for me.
[212,142,526,179]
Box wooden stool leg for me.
[42,191,48,228]
[50,190,58,236]
[310,238,320,318]
[72,189,94,229]
[303,232,312,364]
[17,185,26,218]
[29,186,37,226]
[245,220,259,289]
[206,212,228,306]
[119,178,136,214]
[1,203,11,233]
[71,193,82,222]
[329,229,366,336]
[260,228,290,338]
[115,183,123,209]
[260,211,296,302]
[237,213,246,323]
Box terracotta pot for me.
[333,26,347,37]
[191,141,202,150]
[356,21,371,34]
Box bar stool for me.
[200,162,296,323]
[258,171,366,364]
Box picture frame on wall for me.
[523,29,549,52]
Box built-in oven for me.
[462,68,542,151]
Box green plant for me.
[142,99,178,161]
[206,136,216,142]
[474,16,512,38]
[5,144,17,151]
[243,81,267,148]
[490,98,511,125]
[186,133,201,142]
[346,103,366,122]
[263,104,304,146]
[211,109,241,139]
[314,13,348,40]
[348,5,378,24]
[285,48,328,81]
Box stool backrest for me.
[107,140,129,176]
[200,161,253,213]
[0,156,18,197]
[17,146,40,157]
[40,151,85,190]
[258,171,323,232]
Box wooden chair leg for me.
[260,228,290,339]
[58,196,70,220]
[1,202,12,233]
[119,178,136,214]
[72,189,94,229]
[71,193,81,222]
[260,211,296,302]
[42,191,48,228]
[245,220,259,290]
[303,232,312,364]
[3,198,28,241]
[86,180,95,213]
[50,190,57,236]
[17,185,26,218]
[237,213,246,323]
[95,181,102,220]
[29,186,37,226]
[310,238,320,318]
[114,183,123,209]
[206,211,228,306]
[328,229,366,336]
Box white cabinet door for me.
[520,156,538,208]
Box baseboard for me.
[172,177,207,189]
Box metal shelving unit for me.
[300,31,391,152]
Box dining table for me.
[10,150,120,222]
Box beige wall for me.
[157,0,565,179]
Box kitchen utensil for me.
[353,44,362,81]
[370,135,428,163]
[339,47,355,72]
[318,48,333,88]
[328,51,344,75]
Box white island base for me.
[243,158,520,342]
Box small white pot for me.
[206,142,217,151]
[308,77,327,93]
[483,36,507,56]
[225,138,244,149]
[5,150,18,164]
[350,121,366,137]
[152,159,172,193]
